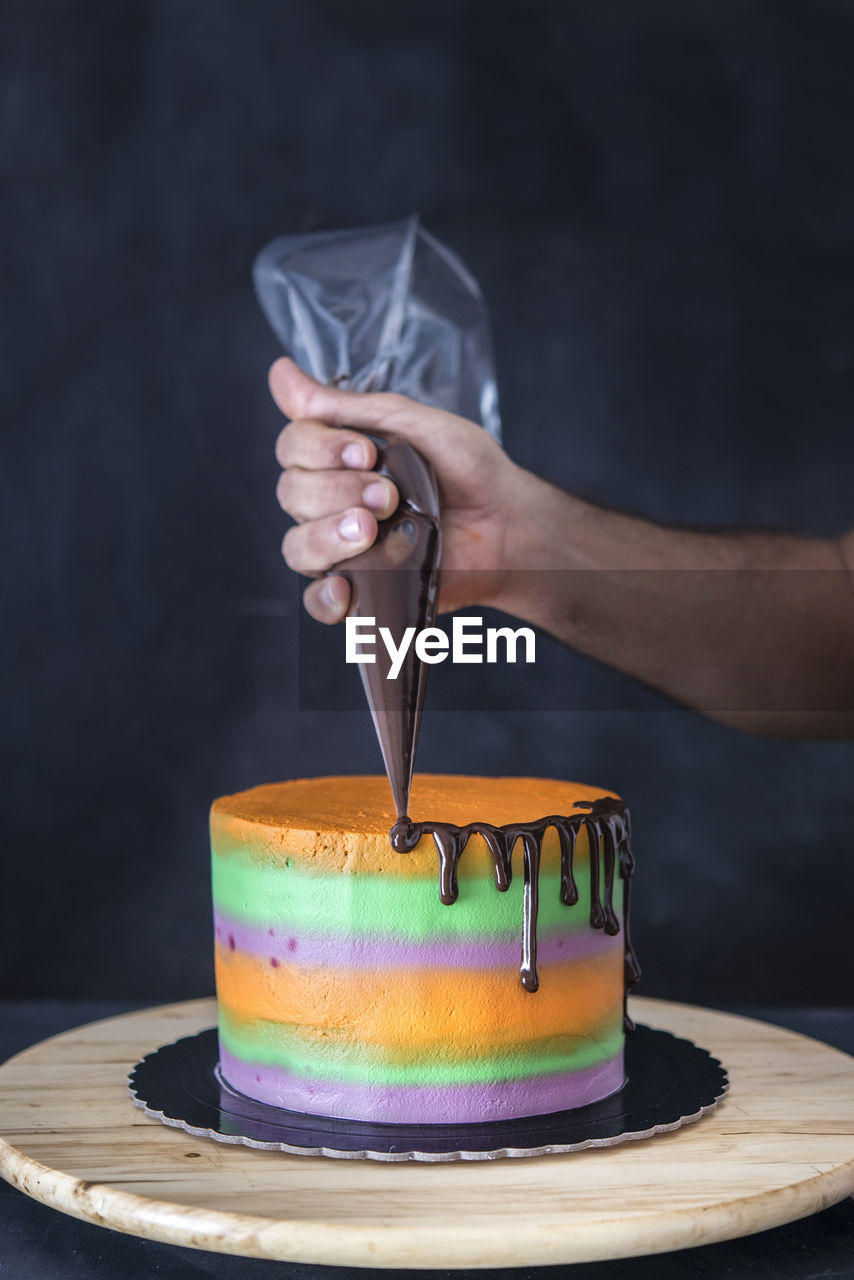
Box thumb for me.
[268,357,407,430]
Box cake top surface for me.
[211,774,624,878]
[211,774,618,833]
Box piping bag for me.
[254,216,501,817]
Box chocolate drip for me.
[558,823,579,907]
[585,817,606,931]
[390,795,640,1022]
[601,817,621,935]
[519,832,540,992]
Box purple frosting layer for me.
[218,1045,626,1124]
[213,910,618,970]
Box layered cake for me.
[210,773,638,1125]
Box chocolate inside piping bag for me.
[334,433,441,818]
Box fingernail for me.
[338,510,364,541]
[363,481,388,511]
[320,577,348,612]
[342,441,367,469]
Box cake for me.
[210,773,638,1125]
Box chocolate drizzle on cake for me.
[390,796,640,1022]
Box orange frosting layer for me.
[214,944,623,1047]
[210,773,620,874]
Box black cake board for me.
[128,1023,728,1162]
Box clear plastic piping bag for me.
[253,214,501,441]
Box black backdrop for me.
[3,0,853,1005]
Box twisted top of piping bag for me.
[253,215,502,439]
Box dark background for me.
[3,0,853,1006]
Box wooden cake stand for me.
[1,997,853,1270]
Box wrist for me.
[487,469,577,624]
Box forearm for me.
[495,472,854,737]
[268,363,854,737]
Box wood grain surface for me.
[1,997,853,1270]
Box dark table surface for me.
[1,1001,852,1280]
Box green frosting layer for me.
[218,1008,624,1085]
[211,849,621,941]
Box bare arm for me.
[269,359,854,738]
[494,474,854,738]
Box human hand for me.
[270,358,531,623]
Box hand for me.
[270,358,532,623]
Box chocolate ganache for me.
[391,795,640,1020]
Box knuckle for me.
[382,392,409,413]
[298,386,324,421]
[278,465,308,514]
[324,430,351,469]
[311,469,358,518]
[281,525,305,572]
[325,469,359,509]
[295,418,341,469]
[280,528,295,569]
[309,518,342,564]
[275,469,293,510]
[274,424,295,468]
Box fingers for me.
[269,357,411,431]
[269,359,507,518]
[282,507,378,575]
[277,466,398,523]
[275,417,378,473]
[303,575,350,624]
[274,407,398,593]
